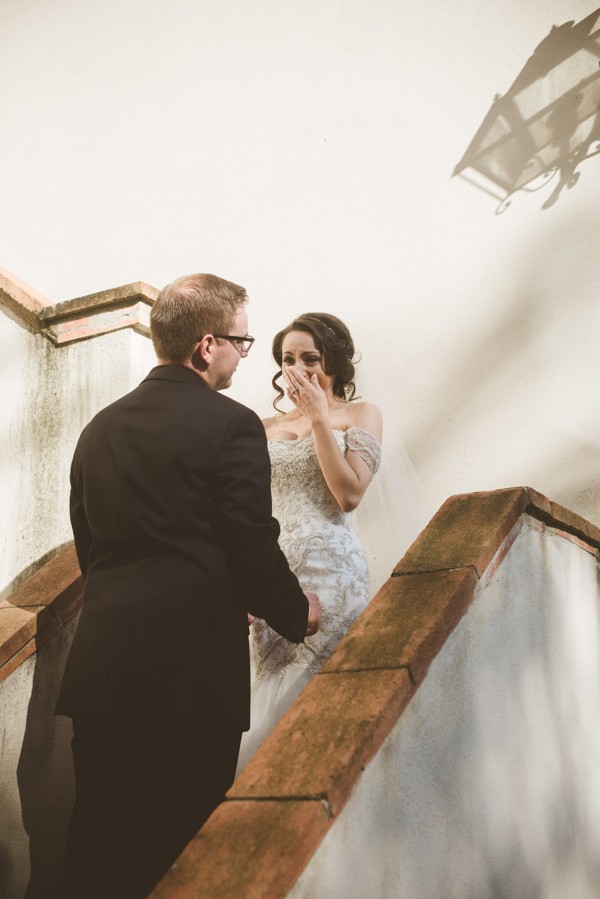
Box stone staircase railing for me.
[0,265,158,346]
[149,487,600,898]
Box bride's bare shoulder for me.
[346,400,383,441]
[348,399,380,415]
[347,399,382,419]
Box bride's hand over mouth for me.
[284,365,330,427]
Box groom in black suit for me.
[56,273,319,898]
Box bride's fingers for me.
[285,367,323,409]
[286,367,312,393]
[284,368,305,400]
[284,365,301,385]
[285,378,301,403]
[283,368,299,394]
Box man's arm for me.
[214,406,310,643]
[69,451,92,579]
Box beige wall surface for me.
[1,0,599,547]
[0,317,154,594]
[290,517,600,898]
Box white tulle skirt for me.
[236,653,313,774]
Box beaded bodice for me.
[269,424,380,519]
[250,426,381,680]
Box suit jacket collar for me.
[144,365,210,388]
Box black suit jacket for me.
[56,365,308,729]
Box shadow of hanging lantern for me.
[454,9,600,212]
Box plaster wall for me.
[0,312,155,595]
[0,616,78,899]
[1,0,599,532]
[290,517,600,898]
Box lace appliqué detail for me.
[251,428,375,681]
[346,426,381,476]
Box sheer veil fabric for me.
[353,428,429,594]
[352,365,430,594]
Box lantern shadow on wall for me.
[454,9,600,212]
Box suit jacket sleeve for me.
[69,444,92,578]
[214,405,308,643]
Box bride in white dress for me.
[236,313,384,773]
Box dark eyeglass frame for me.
[199,334,255,353]
[213,334,256,353]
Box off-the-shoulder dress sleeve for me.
[345,426,382,476]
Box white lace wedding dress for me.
[236,426,381,773]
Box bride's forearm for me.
[311,421,368,512]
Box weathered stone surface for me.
[1,544,80,612]
[0,265,159,346]
[321,567,478,685]
[41,281,158,320]
[0,606,37,668]
[0,265,47,329]
[0,544,82,681]
[395,487,529,577]
[526,487,600,548]
[150,800,331,899]
[40,286,157,345]
[0,637,38,682]
[230,668,413,815]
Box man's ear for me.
[191,335,213,372]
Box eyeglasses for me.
[211,334,255,354]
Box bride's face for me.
[281,330,334,395]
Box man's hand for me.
[305,591,321,637]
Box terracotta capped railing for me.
[0,265,157,346]
[0,546,82,684]
[149,486,600,899]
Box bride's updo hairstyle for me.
[271,312,358,411]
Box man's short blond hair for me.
[150,273,248,363]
